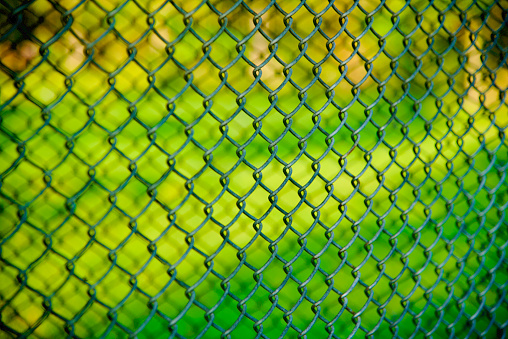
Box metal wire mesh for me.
[1,0,507,337]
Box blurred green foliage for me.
[0,0,507,338]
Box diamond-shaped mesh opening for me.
[1,0,507,338]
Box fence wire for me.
[0,0,507,338]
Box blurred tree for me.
[0,0,44,72]
[0,0,44,47]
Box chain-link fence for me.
[0,0,507,337]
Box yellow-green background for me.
[0,0,507,337]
